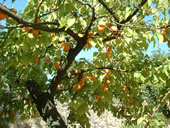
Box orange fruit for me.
[95,96,100,101]
[87,38,92,47]
[33,18,39,23]
[106,52,112,58]
[77,84,82,90]
[3,5,7,8]
[34,57,38,64]
[104,87,108,92]
[106,79,110,84]
[97,25,105,33]
[110,26,118,33]
[44,58,51,63]
[104,73,109,80]
[51,33,56,37]
[100,84,105,88]
[10,8,17,14]
[64,44,70,51]
[23,27,31,32]
[105,69,110,74]
[87,75,96,80]
[54,61,60,68]
[106,23,112,28]
[123,86,129,92]
[106,45,112,52]
[88,31,94,36]
[57,84,61,89]
[59,37,65,43]
[98,21,105,27]
[31,29,39,36]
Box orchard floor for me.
[9,101,124,128]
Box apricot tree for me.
[0,0,169,128]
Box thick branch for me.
[0,5,80,41]
[144,90,170,128]
[120,0,148,24]
[98,0,119,22]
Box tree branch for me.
[144,90,170,128]
[98,0,119,22]
[0,5,80,41]
[120,0,148,24]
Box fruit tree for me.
[0,0,169,128]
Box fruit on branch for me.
[59,37,65,43]
[34,57,38,64]
[123,85,129,92]
[110,26,118,34]
[161,28,168,42]
[9,112,14,118]
[100,84,105,88]
[87,75,96,80]
[95,95,100,102]
[44,58,51,63]
[23,27,31,32]
[33,18,39,23]
[54,61,60,68]
[31,29,39,36]
[98,21,106,27]
[10,8,17,14]
[51,33,56,37]
[106,45,112,52]
[106,52,112,58]
[106,79,111,84]
[57,84,61,89]
[104,87,109,92]
[0,5,9,20]
[88,31,94,36]
[87,38,92,47]
[97,25,105,33]
[64,44,71,51]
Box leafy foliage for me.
[0,0,169,127]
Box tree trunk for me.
[26,80,67,128]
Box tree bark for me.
[26,80,67,128]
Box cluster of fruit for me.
[0,4,17,20]
[73,74,86,90]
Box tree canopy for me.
[0,0,169,128]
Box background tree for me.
[0,0,169,128]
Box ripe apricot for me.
[123,86,129,92]
[34,57,38,64]
[44,58,51,63]
[97,25,105,33]
[100,84,105,88]
[51,33,56,37]
[54,61,60,68]
[95,96,100,102]
[110,26,118,33]
[23,27,31,32]
[31,29,39,36]
[104,87,108,92]
[88,31,94,36]
[87,38,92,47]
[38,34,42,39]
[64,44,70,51]
[106,23,112,28]
[98,21,105,27]
[33,18,39,23]
[59,37,65,43]
[87,75,96,80]
[3,5,7,8]
[57,84,61,89]
[106,45,112,52]
[10,8,17,14]
[106,52,112,58]
[104,73,109,80]
[77,84,82,90]
[105,69,110,74]
[106,79,111,84]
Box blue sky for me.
[0,0,169,60]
